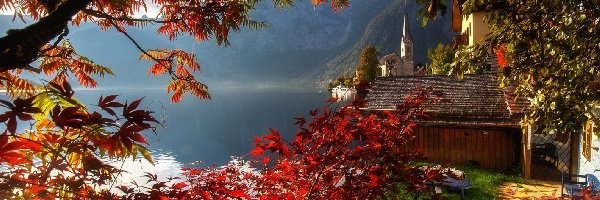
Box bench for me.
[433,176,472,199]
[562,172,600,197]
[561,173,587,197]
[413,175,472,200]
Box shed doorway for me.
[529,131,573,181]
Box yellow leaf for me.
[68,152,82,168]
[137,145,154,165]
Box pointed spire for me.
[402,0,412,40]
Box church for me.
[377,0,415,77]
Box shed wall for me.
[404,126,518,169]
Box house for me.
[575,104,600,180]
[451,0,500,47]
[365,73,527,170]
[361,0,590,181]
[377,53,400,77]
[329,85,356,101]
[370,0,585,181]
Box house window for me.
[468,23,472,36]
[583,120,594,161]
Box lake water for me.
[74,87,330,183]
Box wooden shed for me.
[365,73,528,170]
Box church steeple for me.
[398,0,414,76]
[402,0,412,41]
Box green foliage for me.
[328,76,353,88]
[356,45,379,84]
[415,0,448,26]
[241,19,270,30]
[427,43,455,75]
[447,165,523,199]
[446,0,600,134]
[386,164,524,199]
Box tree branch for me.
[40,26,69,54]
[81,9,181,24]
[0,0,92,72]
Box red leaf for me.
[249,147,264,157]
[99,95,123,116]
[0,136,7,147]
[128,132,148,145]
[295,128,312,143]
[309,108,321,116]
[366,174,379,188]
[49,81,74,97]
[264,128,280,142]
[103,95,118,103]
[17,113,32,121]
[121,136,133,151]
[18,140,43,151]
[261,156,270,164]
[128,98,143,112]
[200,191,211,200]
[6,116,16,134]
[294,117,306,126]
[229,190,249,198]
[173,182,186,190]
[0,151,28,165]
[0,113,9,122]
[495,45,508,68]
[2,141,23,151]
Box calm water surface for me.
[74,87,329,183]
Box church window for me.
[468,23,472,36]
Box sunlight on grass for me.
[387,164,525,200]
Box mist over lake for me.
[75,87,329,167]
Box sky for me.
[0,1,161,18]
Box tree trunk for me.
[0,0,92,72]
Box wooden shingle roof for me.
[365,73,528,128]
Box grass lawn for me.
[387,164,525,200]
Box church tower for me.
[398,0,414,76]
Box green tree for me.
[427,43,455,75]
[328,76,353,88]
[342,77,352,86]
[421,0,600,134]
[356,45,379,84]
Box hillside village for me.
[330,0,600,198]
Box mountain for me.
[313,0,453,84]
[0,1,452,89]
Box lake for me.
[73,87,330,184]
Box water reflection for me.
[104,149,183,191]
[73,87,328,166]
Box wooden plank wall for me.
[404,126,516,170]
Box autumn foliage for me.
[121,89,455,199]
[0,81,159,198]
[0,0,458,199]
[0,79,455,198]
[235,91,451,199]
